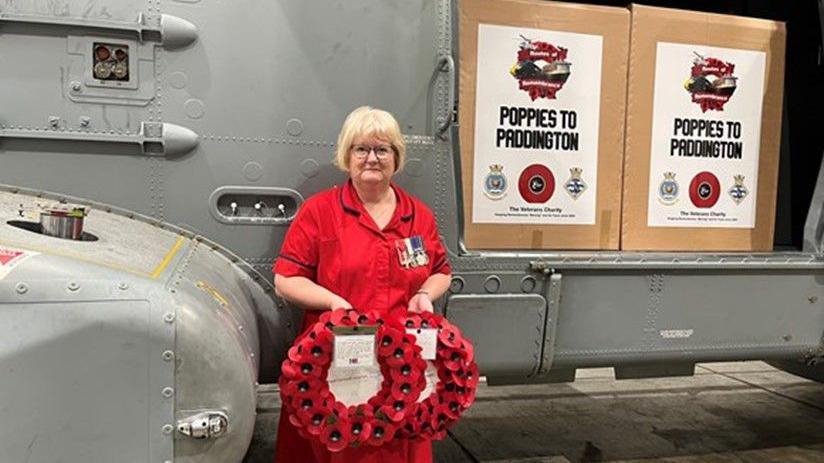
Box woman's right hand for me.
[327,294,353,311]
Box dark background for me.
[557,1,824,248]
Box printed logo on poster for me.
[684,52,737,112]
[483,164,508,200]
[657,172,680,205]
[689,171,721,208]
[510,35,571,101]
[518,164,555,203]
[564,167,587,200]
[728,174,749,205]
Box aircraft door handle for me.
[0,122,199,157]
[434,55,455,140]
[0,12,197,49]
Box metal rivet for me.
[238,325,244,332]
[809,296,818,304]
[520,276,536,293]
[118,282,129,290]
[250,353,255,358]
[79,117,90,127]
[483,276,501,294]
[162,387,175,398]
[15,282,28,294]
[163,312,176,323]
[162,350,174,361]
[449,276,465,294]
[49,116,60,127]
[70,81,82,92]
[162,424,174,435]
[67,281,79,291]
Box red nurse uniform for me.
[273,179,451,463]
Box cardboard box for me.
[459,0,629,250]
[621,5,786,251]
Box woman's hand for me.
[407,292,434,313]
[328,293,353,311]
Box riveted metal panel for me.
[0,295,172,463]
[445,293,546,377]
[551,271,824,368]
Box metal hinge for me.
[176,411,229,439]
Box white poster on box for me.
[647,42,766,228]
[471,23,603,225]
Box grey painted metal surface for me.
[0,187,295,462]
[1,0,824,393]
[446,293,547,376]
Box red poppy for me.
[377,329,403,357]
[366,420,397,447]
[460,340,475,363]
[288,412,304,429]
[379,398,411,422]
[294,360,324,379]
[439,394,462,420]
[438,324,462,348]
[296,400,332,436]
[320,420,352,453]
[385,343,415,368]
[404,313,422,329]
[429,403,452,431]
[347,408,374,444]
[355,311,378,325]
[442,348,468,372]
[464,363,480,389]
[290,379,329,408]
[280,361,301,379]
[330,309,356,326]
[390,361,423,384]
[390,378,421,401]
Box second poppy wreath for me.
[395,311,480,440]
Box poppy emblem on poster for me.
[688,171,721,208]
[518,164,555,203]
[510,35,572,101]
[684,52,737,113]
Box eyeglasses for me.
[351,144,393,159]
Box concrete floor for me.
[245,362,824,462]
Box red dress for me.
[273,180,451,463]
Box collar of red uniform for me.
[339,179,414,223]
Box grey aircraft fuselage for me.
[2,0,824,388]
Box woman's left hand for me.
[407,292,434,313]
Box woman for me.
[273,106,452,463]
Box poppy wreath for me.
[395,311,479,440]
[279,308,428,452]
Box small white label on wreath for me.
[406,328,438,360]
[333,332,376,368]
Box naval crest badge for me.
[728,174,749,205]
[658,172,679,205]
[483,164,507,200]
[564,167,587,200]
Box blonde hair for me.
[335,106,406,173]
